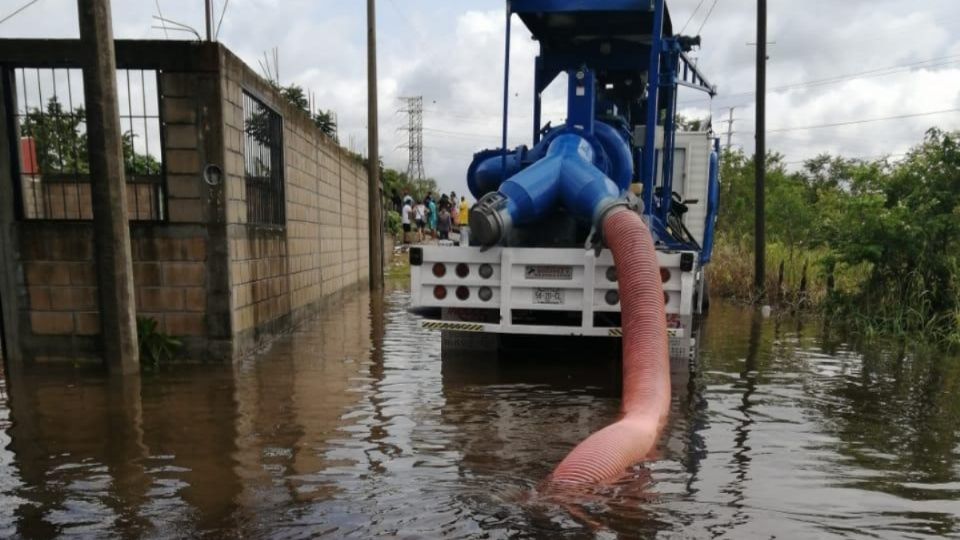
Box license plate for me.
[526,265,573,280]
[534,288,564,305]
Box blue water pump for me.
[467,0,720,259]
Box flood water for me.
[1,290,959,539]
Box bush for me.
[137,317,182,369]
[386,210,402,238]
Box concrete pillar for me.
[77,0,139,373]
[0,68,22,370]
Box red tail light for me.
[660,268,671,283]
[663,291,670,305]
[456,263,470,278]
[434,286,447,300]
[456,286,470,301]
[432,263,447,278]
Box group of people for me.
[401,191,470,243]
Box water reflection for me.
[0,292,957,538]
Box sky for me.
[2,0,959,196]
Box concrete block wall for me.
[0,40,370,366]
[219,49,370,357]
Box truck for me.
[409,0,720,364]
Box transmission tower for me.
[398,96,425,181]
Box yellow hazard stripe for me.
[609,328,623,337]
[422,321,485,332]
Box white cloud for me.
[3,0,960,189]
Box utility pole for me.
[722,107,736,153]
[398,96,426,182]
[205,0,214,41]
[367,0,384,290]
[77,0,139,373]
[754,0,767,298]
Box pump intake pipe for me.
[548,207,670,485]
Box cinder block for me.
[161,72,194,98]
[26,262,72,286]
[166,175,203,199]
[31,311,74,335]
[162,97,197,124]
[75,312,101,336]
[49,287,98,310]
[184,288,206,312]
[168,199,204,223]
[163,262,206,287]
[165,313,205,337]
[68,263,97,286]
[28,287,51,310]
[166,149,201,175]
[182,238,207,261]
[138,288,184,312]
[164,124,198,149]
[134,262,162,286]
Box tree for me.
[280,84,309,112]
[313,110,337,140]
[20,98,89,174]
[21,97,161,177]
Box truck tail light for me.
[606,266,618,282]
[605,290,619,306]
[432,263,446,278]
[479,264,494,279]
[456,263,470,278]
[456,286,470,301]
[663,292,670,305]
[660,268,671,283]
[434,286,447,300]
[478,286,493,302]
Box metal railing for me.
[242,91,285,226]
[10,67,166,222]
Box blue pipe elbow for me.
[470,132,623,246]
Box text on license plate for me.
[534,288,564,305]
[526,265,573,280]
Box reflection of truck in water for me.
[409,0,720,363]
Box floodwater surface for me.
[1,290,959,538]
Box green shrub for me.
[137,317,182,368]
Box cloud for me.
[4,0,960,192]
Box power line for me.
[0,0,41,25]
[695,0,719,36]
[679,0,706,34]
[766,108,960,134]
[680,54,960,106]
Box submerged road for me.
[0,289,958,538]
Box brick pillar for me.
[78,0,139,373]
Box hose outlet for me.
[470,192,512,247]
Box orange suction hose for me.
[549,208,671,484]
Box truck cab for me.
[409,0,720,363]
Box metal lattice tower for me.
[398,96,425,181]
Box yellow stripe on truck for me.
[422,321,485,332]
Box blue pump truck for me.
[409,0,721,362]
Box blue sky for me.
[3,0,960,195]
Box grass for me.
[709,236,960,349]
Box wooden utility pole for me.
[754,0,767,298]
[77,0,140,373]
[367,0,384,290]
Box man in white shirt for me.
[401,200,413,244]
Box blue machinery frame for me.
[500,0,719,253]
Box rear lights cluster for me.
[430,262,495,303]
